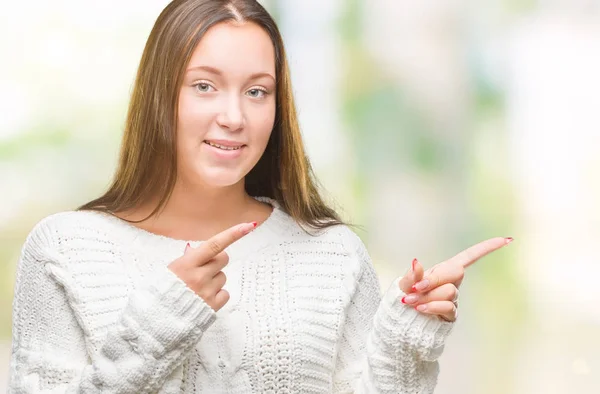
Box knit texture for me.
[8,197,454,393]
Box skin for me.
[125,21,276,241]
[168,222,257,311]
[399,237,513,322]
[176,21,276,193]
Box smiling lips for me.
[203,139,245,151]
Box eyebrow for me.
[186,65,275,82]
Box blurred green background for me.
[1,0,599,392]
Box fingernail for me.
[411,258,418,272]
[416,304,428,312]
[412,279,430,292]
[505,237,514,244]
[184,243,191,253]
[401,294,418,304]
[241,222,257,235]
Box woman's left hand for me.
[398,237,513,322]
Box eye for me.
[194,82,215,93]
[246,87,268,99]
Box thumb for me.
[398,258,424,294]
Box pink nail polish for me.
[402,294,417,304]
[416,304,427,312]
[412,258,418,271]
[185,243,191,253]
[505,237,514,244]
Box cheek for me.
[178,97,211,137]
[176,93,213,169]
[250,104,276,147]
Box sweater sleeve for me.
[8,217,217,393]
[333,232,454,394]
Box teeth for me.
[205,141,242,150]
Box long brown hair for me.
[79,0,343,229]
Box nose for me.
[216,94,245,132]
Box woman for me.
[8,0,511,392]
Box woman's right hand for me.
[167,222,257,311]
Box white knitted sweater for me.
[8,197,454,393]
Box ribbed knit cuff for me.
[373,276,454,361]
[119,267,217,358]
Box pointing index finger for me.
[450,237,513,269]
[192,222,257,264]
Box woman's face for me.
[176,21,276,188]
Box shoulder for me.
[285,222,374,278]
[308,224,370,259]
[320,225,374,274]
[317,225,382,295]
[326,225,369,254]
[272,206,369,258]
[22,210,121,254]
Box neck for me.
[126,178,265,240]
[165,179,251,222]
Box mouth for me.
[203,140,246,151]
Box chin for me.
[194,166,248,188]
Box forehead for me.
[187,21,276,76]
